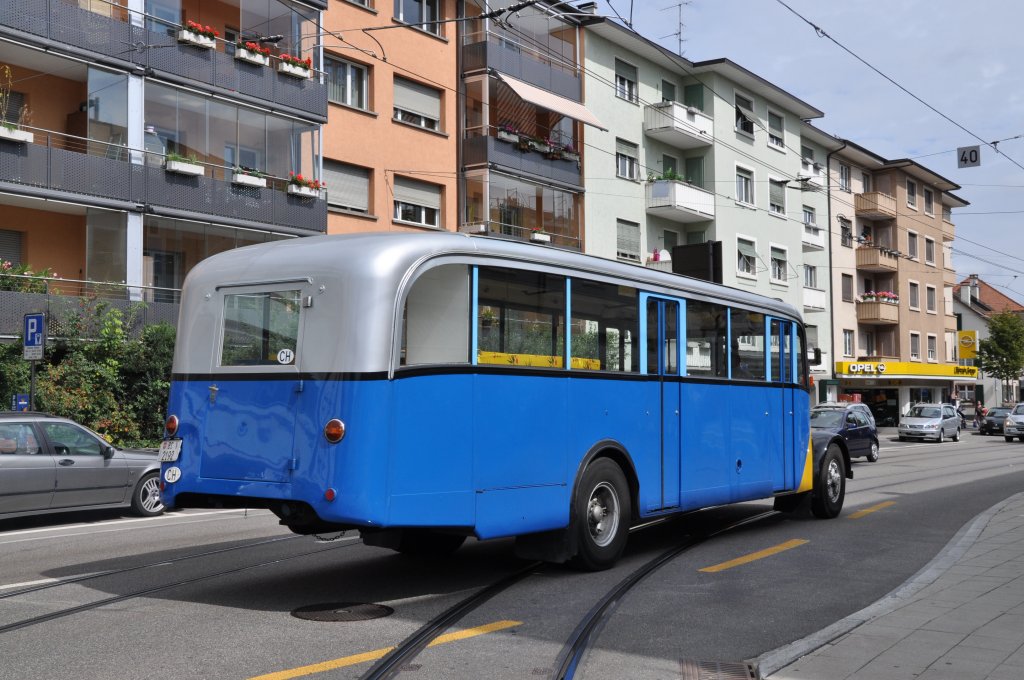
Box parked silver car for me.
[898,403,962,442]
[0,413,163,520]
[1003,404,1024,442]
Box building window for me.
[843,329,855,357]
[394,0,440,34]
[841,274,853,302]
[325,56,368,110]
[926,285,936,313]
[770,246,787,283]
[839,163,851,191]
[840,218,853,247]
[615,139,639,180]
[927,334,937,361]
[736,166,754,205]
[683,83,704,111]
[393,176,441,228]
[804,265,817,288]
[906,179,917,208]
[616,219,640,262]
[767,111,784,149]
[908,231,918,259]
[925,237,935,264]
[737,238,756,277]
[661,80,676,102]
[943,206,952,221]
[322,161,370,213]
[861,330,875,357]
[861,172,871,192]
[802,205,816,227]
[909,281,920,310]
[615,59,638,103]
[769,179,786,215]
[735,93,755,135]
[801,146,819,177]
[0,228,23,265]
[910,332,921,361]
[393,77,441,131]
[924,188,934,215]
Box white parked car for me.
[898,403,961,443]
[1003,404,1024,442]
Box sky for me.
[591,0,1024,304]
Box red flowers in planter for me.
[185,20,219,40]
[280,53,313,70]
[289,173,325,190]
[238,40,271,56]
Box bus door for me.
[641,294,682,511]
[769,317,795,489]
[198,284,311,484]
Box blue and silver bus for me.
[159,232,847,569]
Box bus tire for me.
[397,530,466,558]
[571,458,630,571]
[811,445,845,519]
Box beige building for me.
[826,141,971,425]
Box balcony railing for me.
[645,179,715,223]
[803,287,827,310]
[463,131,581,188]
[856,300,899,325]
[802,224,825,250]
[0,0,326,120]
[461,221,580,251]
[855,245,900,272]
[855,192,897,220]
[643,102,713,149]
[0,128,326,233]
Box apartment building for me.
[953,274,1024,406]
[0,0,327,316]
[827,140,970,423]
[321,0,457,233]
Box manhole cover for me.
[291,602,394,622]
[679,660,758,680]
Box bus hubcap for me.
[588,482,619,547]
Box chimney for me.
[970,274,980,301]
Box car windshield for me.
[1013,405,1024,415]
[988,408,1010,417]
[908,406,941,419]
[810,410,844,428]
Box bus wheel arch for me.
[569,448,635,571]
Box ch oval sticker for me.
[277,348,295,365]
[164,466,181,484]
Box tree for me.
[977,312,1024,402]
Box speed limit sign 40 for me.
[958,146,980,168]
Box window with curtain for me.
[737,238,756,276]
[615,139,639,180]
[326,57,368,110]
[614,59,638,103]
[770,246,787,282]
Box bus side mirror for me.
[810,347,822,366]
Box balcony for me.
[856,300,899,325]
[802,224,826,250]
[463,221,579,252]
[463,134,581,188]
[855,246,900,273]
[1,0,327,121]
[643,102,713,149]
[0,129,326,233]
[803,287,827,311]
[645,179,715,223]
[461,31,580,100]
[855,192,897,220]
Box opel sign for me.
[848,363,886,374]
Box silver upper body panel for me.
[173,232,804,376]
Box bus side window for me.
[686,299,727,378]
[402,264,471,366]
[477,267,566,368]
[730,309,767,381]
[570,279,638,372]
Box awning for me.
[496,73,607,131]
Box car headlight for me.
[924,420,940,430]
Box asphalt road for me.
[1,429,1022,680]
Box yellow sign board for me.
[834,361,978,379]
[957,330,978,360]
[477,351,601,370]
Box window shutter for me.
[394,176,440,210]
[683,84,703,111]
[614,59,637,83]
[615,138,637,158]
[1,91,23,125]
[768,112,783,135]
[322,161,369,212]
[616,220,640,261]
[769,180,785,206]
[737,240,756,257]
[0,229,23,264]
[393,77,440,120]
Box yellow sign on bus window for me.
[957,330,977,360]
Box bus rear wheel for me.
[571,458,630,571]
[811,444,845,519]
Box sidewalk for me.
[760,492,1024,680]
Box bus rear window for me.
[221,290,301,367]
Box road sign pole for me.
[29,360,36,412]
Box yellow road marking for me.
[699,539,809,573]
[248,620,522,680]
[848,500,896,519]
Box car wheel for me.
[867,440,879,463]
[571,458,630,571]
[397,530,467,557]
[936,428,944,443]
[953,427,960,442]
[1006,437,1014,443]
[811,444,845,519]
[898,435,906,442]
[131,472,164,517]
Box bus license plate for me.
[159,439,182,462]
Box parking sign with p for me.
[23,313,45,361]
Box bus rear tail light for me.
[165,415,179,437]
[324,419,346,444]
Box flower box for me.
[0,127,33,144]
[530,232,551,243]
[165,159,205,176]
[232,173,266,188]
[288,184,320,198]
[530,141,551,154]
[560,151,579,162]
[278,62,311,79]
[177,30,216,49]
[235,48,270,67]
[496,130,518,143]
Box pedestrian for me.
[974,401,984,429]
